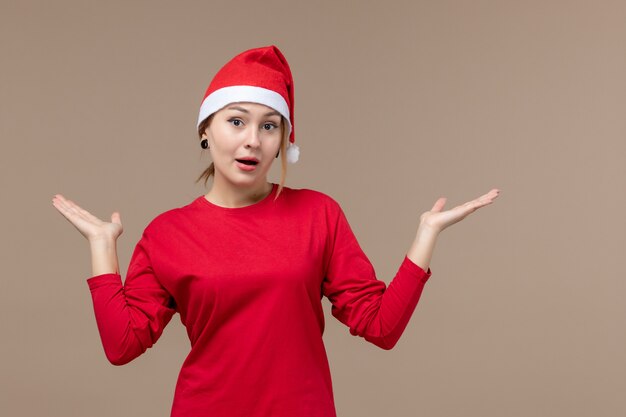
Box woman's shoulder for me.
[141,196,202,235]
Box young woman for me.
[52,45,500,417]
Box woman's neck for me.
[205,178,273,208]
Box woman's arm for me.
[407,188,501,271]
[322,188,500,350]
[53,194,175,365]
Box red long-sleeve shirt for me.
[86,183,432,416]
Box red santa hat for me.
[197,45,299,163]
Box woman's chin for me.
[224,173,265,188]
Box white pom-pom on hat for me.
[286,142,300,164]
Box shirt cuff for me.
[86,273,122,290]
[401,255,432,281]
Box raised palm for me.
[420,188,500,233]
[52,194,123,242]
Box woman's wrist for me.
[406,225,440,272]
[89,237,120,276]
[416,222,441,238]
[88,233,118,245]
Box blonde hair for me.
[195,114,288,200]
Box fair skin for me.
[202,102,283,208]
[51,101,501,276]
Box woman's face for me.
[203,102,283,189]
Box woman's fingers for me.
[111,212,121,225]
[53,195,95,224]
[430,189,500,215]
[421,188,501,233]
[459,188,500,210]
[73,203,102,223]
[52,194,118,241]
[53,194,83,217]
[472,188,500,208]
[484,188,500,200]
[430,197,447,213]
[52,195,80,220]
[53,197,92,230]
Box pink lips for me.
[235,157,259,172]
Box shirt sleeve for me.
[322,200,432,350]
[86,231,176,365]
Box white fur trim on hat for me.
[197,85,292,138]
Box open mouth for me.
[235,159,258,166]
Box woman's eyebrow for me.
[226,105,281,117]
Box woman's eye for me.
[263,123,277,131]
[229,119,243,127]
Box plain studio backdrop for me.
[1,1,624,416]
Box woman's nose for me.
[244,127,261,148]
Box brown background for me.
[1,0,625,416]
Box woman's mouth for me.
[236,159,258,165]
[235,159,258,171]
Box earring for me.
[200,138,209,149]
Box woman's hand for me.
[52,194,123,243]
[419,188,501,234]
[407,188,500,271]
